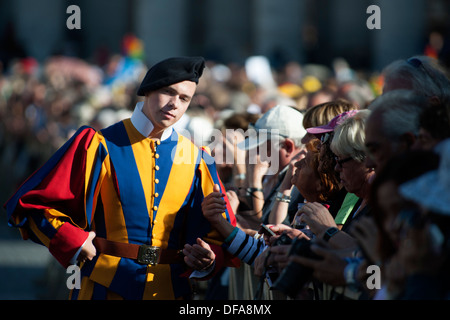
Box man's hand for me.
[298,202,337,236]
[78,231,97,263]
[201,184,238,240]
[289,241,348,286]
[268,224,310,242]
[183,238,216,271]
[253,245,291,277]
[282,149,306,190]
[201,184,226,225]
[226,189,240,215]
[349,215,380,265]
[246,153,269,188]
[254,248,270,277]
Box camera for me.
[255,224,276,239]
[272,231,292,246]
[272,237,322,298]
[263,232,293,287]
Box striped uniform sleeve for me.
[224,227,267,266]
[3,126,104,268]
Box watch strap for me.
[323,227,339,242]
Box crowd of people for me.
[201,54,450,300]
[1,47,450,300]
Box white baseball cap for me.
[237,105,306,150]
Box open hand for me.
[183,238,216,271]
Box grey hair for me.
[383,55,450,101]
[368,89,425,143]
[331,109,371,162]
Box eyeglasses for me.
[320,132,331,144]
[334,156,354,167]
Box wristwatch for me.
[323,227,339,242]
[275,191,291,203]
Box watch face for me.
[324,227,339,241]
[328,227,338,235]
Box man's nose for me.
[364,155,376,171]
[334,162,342,172]
[167,96,179,109]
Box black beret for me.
[137,56,205,96]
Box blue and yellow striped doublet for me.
[5,118,237,300]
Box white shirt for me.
[130,101,174,140]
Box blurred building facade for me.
[0,0,449,71]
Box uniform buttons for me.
[153,206,158,211]
[156,140,161,145]
[154,193,159,198]
[155,179,159,184]
[155,154,160,159]
[154,165,160,171]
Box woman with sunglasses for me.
[298,109,373,247]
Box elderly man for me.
[382,55,450,104]
[237,104,307,227]
[4,56,238,300]
[365,89,428,171]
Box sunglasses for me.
[320,132,331,144]
[334,156,354,166]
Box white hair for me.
[383,55,450,101]
[368,90,425,143]
[331,109,371,162]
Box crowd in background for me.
[0,47,380,205]
[1,37,450,300]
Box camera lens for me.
[273,232,292,246]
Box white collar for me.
[130,101,174,141]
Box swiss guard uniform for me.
[4,57,239,299]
